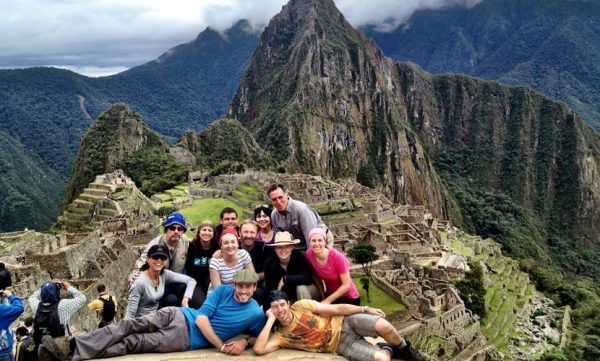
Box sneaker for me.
[41,335,70,360]
[394,340,431,361]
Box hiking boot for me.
[41,335,70,360]
[393,340,430,361]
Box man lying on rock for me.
[254,290,430,361]
[65,270,265,360]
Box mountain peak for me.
[60,103,167,210]
[228,0,446,216]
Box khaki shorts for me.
[336,313,381,361]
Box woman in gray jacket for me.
[126,244,196,319]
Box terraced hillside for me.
[445,231,560,359]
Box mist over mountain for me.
[363,0,600,131]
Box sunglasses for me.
[150,255,168,261]
[254,204,270,211]
[167,225,185,232]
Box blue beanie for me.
[40,282,60,303]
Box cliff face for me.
[227,0,599,276]
[61,103,167,210]
[175,118,273,169]
[228,0,446,216]
[396,63,600,246]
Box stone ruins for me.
[0,169,561,360]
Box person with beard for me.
[254,290,430,361]
[68,270,265,360]
[238,220,268,305]
[128,213,202,308]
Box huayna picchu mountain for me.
[227,0,600,278]
[228,0,447,217]
[61,103,188,211]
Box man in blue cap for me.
[129,212,199,307]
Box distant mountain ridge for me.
[0,21,260,231]
[1,0,598,236]
[363,0,600,131]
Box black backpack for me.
[33,301,65,345]
[100,296,116,322]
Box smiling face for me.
[255,210,271,230]
[147,254,167,272]
[220,233,239,256]
[199,226,214,243]
[270,299,292,325]
[275,244,293,262]
[309,234,327,256]
[240,223,257,249]
[234,282,257,303]
[221,212,238,228]
[268,187,289,212]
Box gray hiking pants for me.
[72,307,190,361]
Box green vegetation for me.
[185,118,273,170]
[352,277,406,315]
[178,198,242,237]
[453,261,486,319]
[0,21,259,231]
[365,0,600,131]
[348,245,379,302]
[356,163,378,187]
[119,147,190,196]
[0,130,62,231]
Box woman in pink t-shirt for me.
[305,227,360,305]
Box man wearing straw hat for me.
[264,232,319,302]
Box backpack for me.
[33,301,64,345]
[100,296,116,322]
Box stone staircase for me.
[57,181,121,233]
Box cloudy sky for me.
[0,0,481,77]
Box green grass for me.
[238,183,263,196]
[380,216,397,224]
[352,277,406,315]
[178,198,242,237]
[232,190,256,205]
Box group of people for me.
[1,183,429,361]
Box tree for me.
[348,244,379,302]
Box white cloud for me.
[0,0,482,75]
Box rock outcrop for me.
[228,0,447,217]
[61,103,168,210]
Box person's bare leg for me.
[375,318,403,345]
